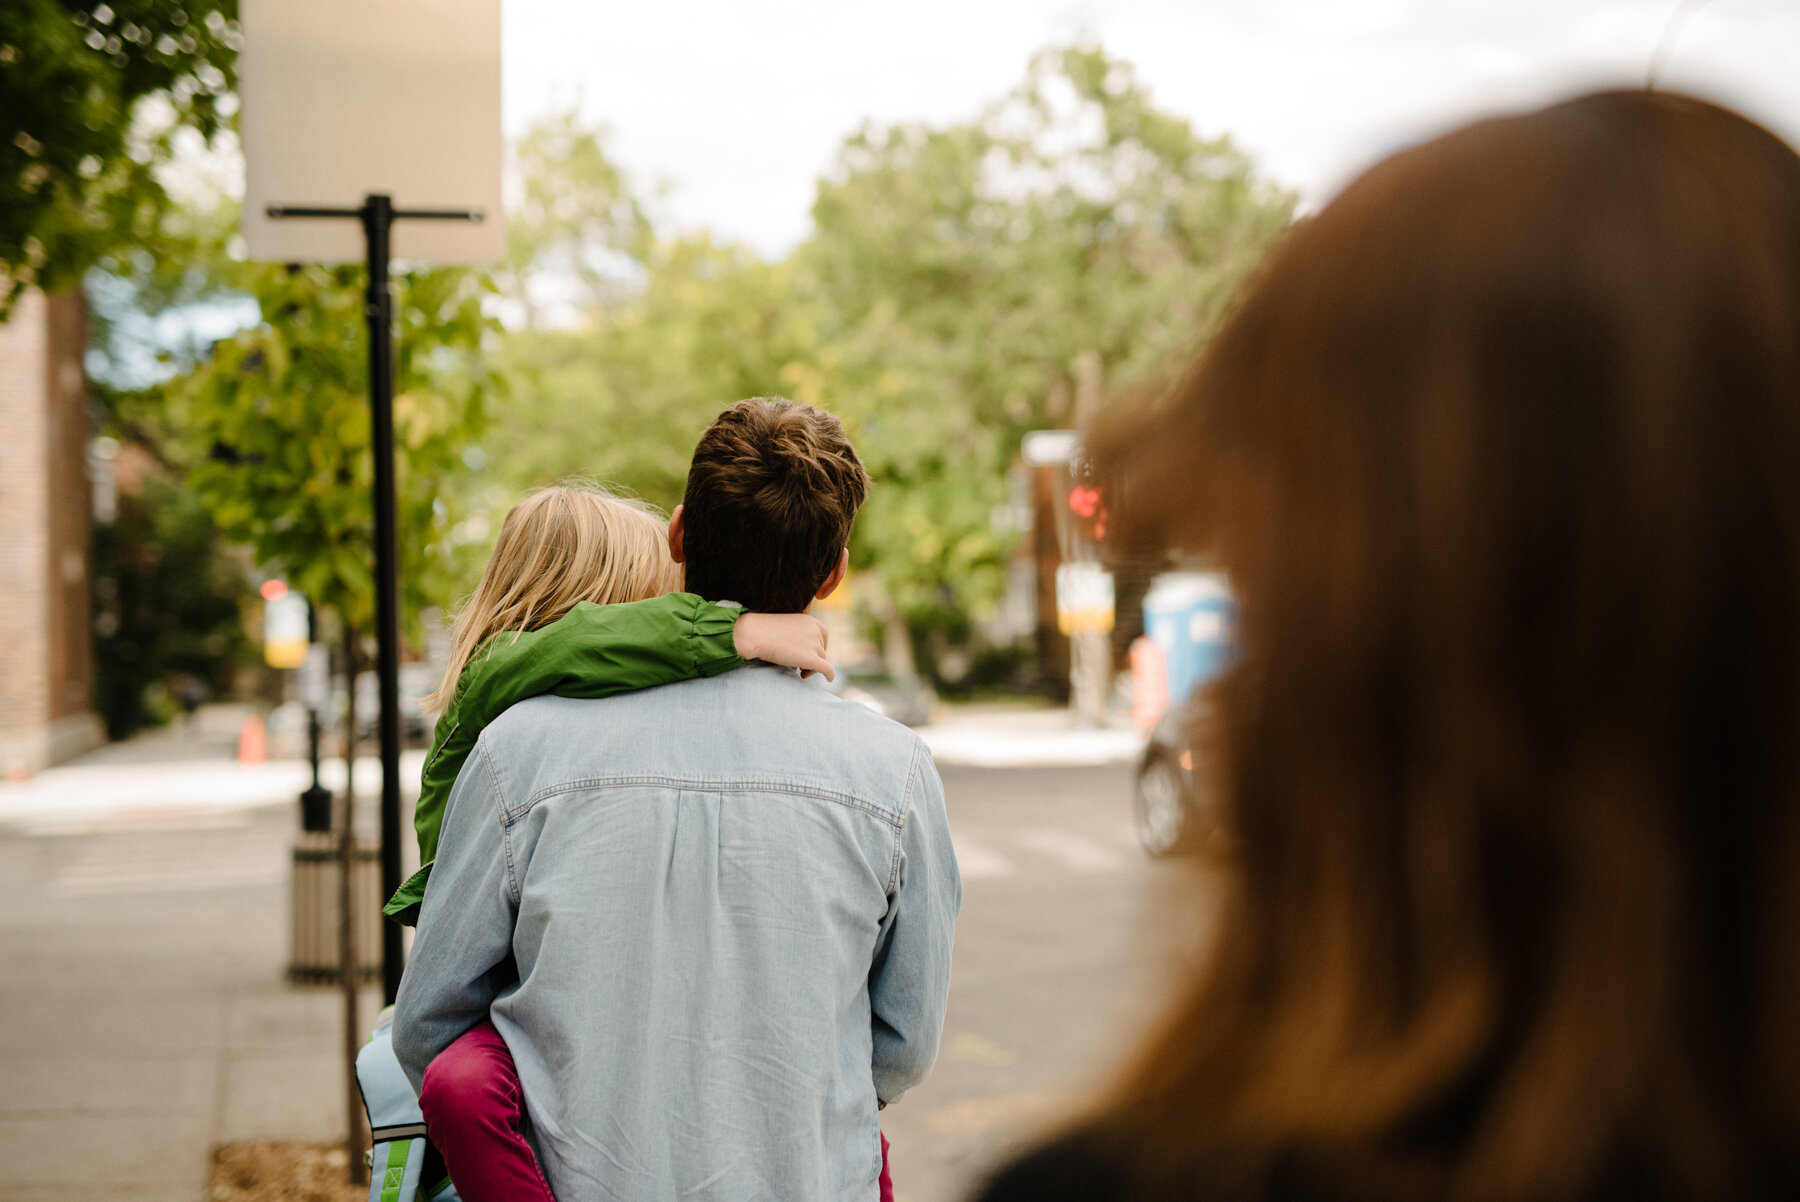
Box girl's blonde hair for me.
[423,483,682,712]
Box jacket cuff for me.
[690,596,746,677]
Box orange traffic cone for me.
[238,713,267,764]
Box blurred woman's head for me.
[1099,91,1800,1198]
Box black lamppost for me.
[267,195,483,1003]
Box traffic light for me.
[1066,482,1107,544]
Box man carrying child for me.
[394,398,961,1200]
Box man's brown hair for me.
[679,397,871,612]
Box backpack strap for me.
[357,1009,460,1202]
[370,1134,424,1202]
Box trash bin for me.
[289,831,384,984]
[1140,572,1233,712]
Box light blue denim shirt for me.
[392,664,961,1202]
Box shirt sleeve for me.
[485,593,746,711]
[868,741,963,1105]
[392,736,519,1093]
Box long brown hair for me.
[1092,91,1800,1199]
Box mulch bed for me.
[209,1141,368,1202]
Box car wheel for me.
[1135,750,1189,857]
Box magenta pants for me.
[419,1018,895,1202]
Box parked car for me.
[1133,700,1220,856]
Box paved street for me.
[0,757,1217,1202]
[885,763,1218,1201]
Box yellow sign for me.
[263,591,310,669]
[1055,563,1115,636]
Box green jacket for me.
[383,592,744,925]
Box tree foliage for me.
[93,469,253,737]
[498,108,653,325]
[92,41,1288,690]
[98,196,499,639]
[483,45,1293,654]
[1,0,239,309]
[79,80,494,667]
[807,46,1292,622]
[165,257,498,634]
[488,234,821,507]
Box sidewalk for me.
[916,703,1145,769]
[0,703,425,835]
[0,802,383,1202]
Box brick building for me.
[0,289,102,774]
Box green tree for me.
[489,235,823,508]
[805,44,1294,628]
[153,253,499,637]
[85,147,494,694]
[477,46,1292,676]
[499,108,654,325]
[93,470,254,737]
[479,112,825,527]
[1,0,239,309]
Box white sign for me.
[240,0,504,264]
[1021,429,1078,466]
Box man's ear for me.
[814,548,849,602]
[667,505,686,565]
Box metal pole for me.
[267,197,482,1006]
[361,193,406,1005]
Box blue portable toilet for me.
[1141,572,1233,710]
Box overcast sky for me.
[500,0,1800,257]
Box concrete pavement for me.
[881,762,1209,1200]
[0,803,382,1201]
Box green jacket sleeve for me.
[384,592,743,924]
